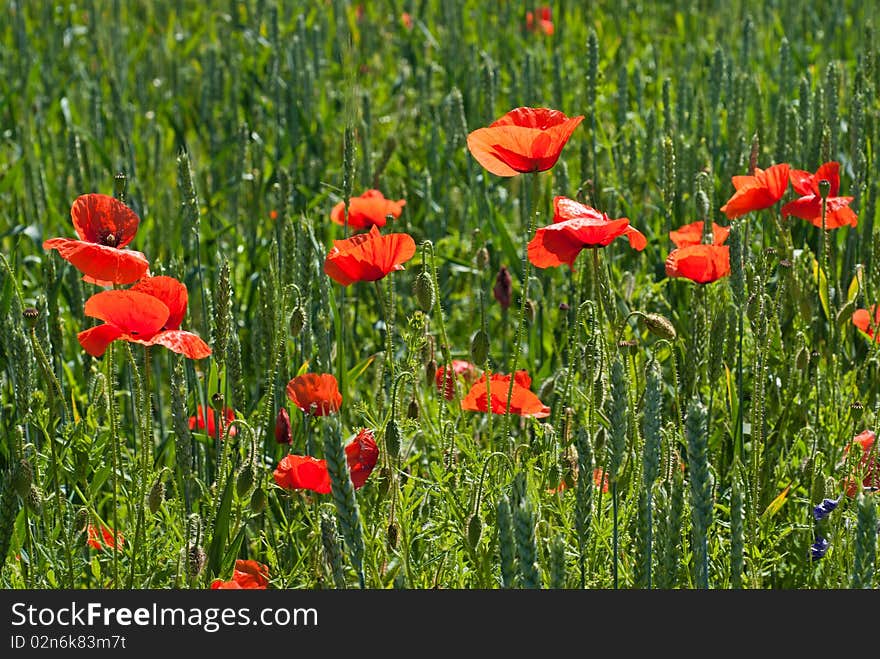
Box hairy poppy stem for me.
[424,241,454,426]
[503,172,538,444]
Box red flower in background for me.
[843,429,879,497]
[466,107,583,177]
[275,407,292,445]
[852,305,880,342]
[401,12,413,29]
[669,220,730,247]
[210,560,269,590]
[526,6,554,35]
[273,431,379,494]
[782,162,857,229]
[528,196,647,269]
[719,163,790,219]
[324,225,416,286]
[593,468,610,494]
[345,428,379,489]
[461,370,550,418]
[435,360,479,400]
[286,373,342,416]
[665,244,730,284]
[188,405,237,439]
[330,190,406,230]
[77,276,211,359]
[87,524,125,551]
[43,193,150,285]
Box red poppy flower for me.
[286,373,342,416]
[43,193,150,285]
[188,405,237,439]
[435,360,479,400]
[210,559,269,590]
[665,244,730,284]
[87,524,125,551]
[461,370,550,418]
[344,428,379,489]
[401,11,413,29]
[323,225,416,286]
[528,196,647,269]
[593,468,610,494]
[852,305,880,342]
[526,7,554,35]
[466,107,583,177]
[843,429,879,497]
[77,276,211,359]
[669,220,730,247]
[719,163,790,219]
[781,162,857,229]
[275,407,292,445]
[330,190,406,230]
[273,431,379,494]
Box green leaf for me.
[206,472,236,577]
[812,259,829,320]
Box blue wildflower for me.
[812,497,841,521]
[810,536,830,561]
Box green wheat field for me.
[1,0,879,590]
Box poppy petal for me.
[624,226,648,250]
[83,290,169,336]
[286,373,342,415]
[788,169,815,196]
[466,126,534,176]
[759,163,791,200]
[43,239,150,285]
[132,276,188,330]
[553,196,605,222]
[143,330,212,359]
[77,324,125,357]
[814,161,841,197]
[70,193,140,247]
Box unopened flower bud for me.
[413,270,436,312]
[525,298,537,323]
[275,407,292,445]
[475,247,490,270]
[426,359,437,387]
[387,521,399,549]
[236,463,255,498]
[147,478,165,514]
[250,487,267,514]
[211,392,224,411]
[22,307,39,329]
[385,419,401,457]
[818,179,831,199]
[27,485,43,515]
[407,397,420,420]
[466,513,482,550]
[470,329,489,365]
[493,265,513,309]
[289,306,307,338]
[13,458,33,498]
[641,312,677,341]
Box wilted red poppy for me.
[466,107,583,177]
[528,196,647,269]
[87,523,125,551]
[330,190,406,230]
[781,162,857,229]
[275,407,292,445]
[43,193,150,285]
[719,163,790,219]
[345,428,379,489]
[273,431,378,494]
[286,373,342,416]
[210,559,269,590]
[188,405,237,439]
[852,305,880,342]
[526,7,554,35]
[843,429,878,497]
[77,276,211,359]
[323,225,416,286]
[665,245,730,284]
[435,360,479,400]
[669,220,730,247]
[461,370,550,418]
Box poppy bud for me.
[476,247,490,269]
[618,339,639,356]
[385,419,401,457]
[851,401,864,423]
[377,466,393,499]
[407,396,420,420]
[493,265,513,309]
[413,269,436,312]
[147,478,165,514]
[818,179,831,199]
[470,329,489,364]
[22,307,39,329]
[275,407,292,445]
[289,306,307,338]
[641,312,677,341]
[12,458,33,498]
[538,374,556,401]
[250,487,267,514]
[27,485,43,515]
[211,392,224,411]
[426,359,437,387]
[559,302,570,311]
[236,463,255,498]
[525,298,537,323]
[186,544,207,578]
[795,345,810,371]
[466,513,482,550]
[75,507,90,533]
[387,521,399,549]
